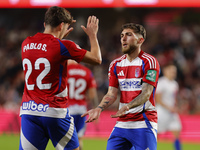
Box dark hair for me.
[44,6,73,27]
[122,23,146,40]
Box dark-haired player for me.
[82,23,160,150]
[20,6,101,150]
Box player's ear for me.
[59,22,64,31]
[138,38,144,44]
[44,22,46,28]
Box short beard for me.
[122,45,137,54]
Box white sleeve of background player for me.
[156,79,164,93]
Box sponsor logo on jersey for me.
[22,100,49,112]
[146,70,157,82]
[119,79,141,90]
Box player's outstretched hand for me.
[81,16,99,37]
[111,105,129,118]
[64,20,76,37]
[81,107,101,123]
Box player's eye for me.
[127,32,132,36]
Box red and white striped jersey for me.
[66,63,97,115]
[108,50,160,129]
[20,33,87,118]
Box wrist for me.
[126,105,130,110]
[89,34,97,39]
[97,105,104,112]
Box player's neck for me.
[126,48,141,62]
[43,27,61,39]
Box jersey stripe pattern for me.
[20,33,87,118]
[108,50,160,129]
[66,63,97,115]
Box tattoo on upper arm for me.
[142,83,154,94]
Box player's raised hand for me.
[81,16,99,37]
[81,107,101,123]
[111,105,129,118]
[63,19,76,37]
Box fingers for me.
[81,25,86,32]
[90,16,98,24]
[87,15,98,26]
[64,27,74,37]
[85,111,97,123]
[72,19,76,24]
[81,112,88,117]
[110,113,122,118]
[110,114,118,118]
[87,16,91,27]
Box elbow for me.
[92,58,102,65]
[96,58,102,65]
[144,93,151,102]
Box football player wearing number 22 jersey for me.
[82,23,160,150]
[20,6,101,150]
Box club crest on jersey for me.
[22,100,49,112]
[146,70,157,82]
[135,67,140,77]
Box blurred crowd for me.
[0,8,199,114]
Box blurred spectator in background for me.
[67,60,98,150]
[156,63,182,150]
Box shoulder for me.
[59,39,74,45]
[139,51,159,70]
[109,55,126,69]
[158,77,166,83]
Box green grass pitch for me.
[0,134,199,150]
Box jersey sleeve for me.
[142,57,160,87]
[61,40,87,63]
[156,78,164,93]
[108,60,119,88]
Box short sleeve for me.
[60,40,87,63]
[156,78,164,93]
[142,57,160,87]
[108,61,119,88]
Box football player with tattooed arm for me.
[20,6,101,150]
[82,23,160,150]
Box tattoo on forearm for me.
[97,105,104,111]
[99,94,116,111]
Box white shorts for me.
[157,106,182,133]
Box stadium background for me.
[0,0,200,149]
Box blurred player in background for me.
[67,60,98,150]
[156,64,182,150]
[20,6,101,150]
[82,23,160,150]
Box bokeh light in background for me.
[0,0,200,147]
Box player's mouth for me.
[122,43,128,47]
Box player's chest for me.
[116,65,144,79]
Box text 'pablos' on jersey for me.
[20,33,87,118]
[108,50,160,129]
